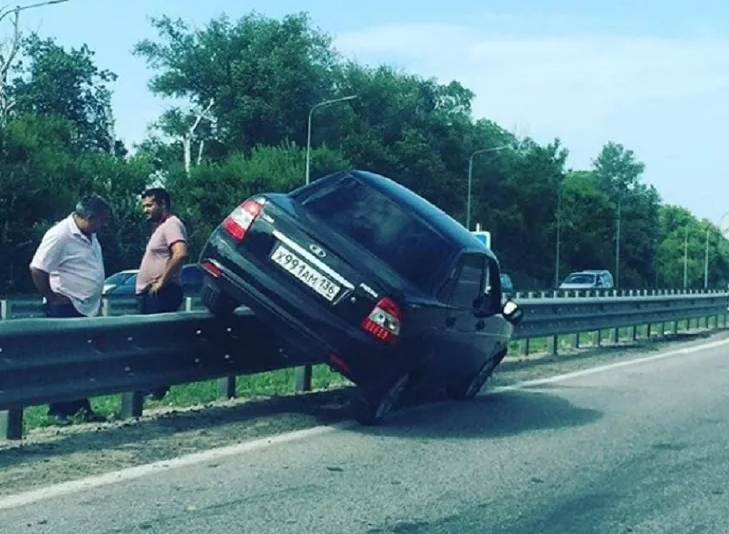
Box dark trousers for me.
[137,284,183,398]
[45,302,93,417]
[138,283,184,315]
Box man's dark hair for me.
[142,187,171,210]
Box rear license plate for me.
[270,243,341,302]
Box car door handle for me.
[476,319,485,330]
[446,317,456,327]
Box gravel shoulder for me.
[1,327,726,497]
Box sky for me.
[10,0,729,227]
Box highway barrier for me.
[1,289,727,440]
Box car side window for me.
[444,254,486,309]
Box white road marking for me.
[1,335,728,511]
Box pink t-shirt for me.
[136,215,188,294]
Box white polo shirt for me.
[29,214,106,317]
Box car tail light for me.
[222,198,264,242]
[361,297,401,344]
[200,259,222,278]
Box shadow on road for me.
[0,387,355,473]
[353,389,603,440]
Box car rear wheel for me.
[353,372,410,426]
[446,356,500,401]
[201,282,239,316]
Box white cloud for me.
[334,24,729,125]
[332,23,729,221]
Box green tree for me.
[556,170,614,282]
[9,33,120,153]
[164,143,350,256]
[592,141,646,195]
[133,12,338,153]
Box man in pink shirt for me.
[135,187,189,399]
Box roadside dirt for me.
[1,327,726,497]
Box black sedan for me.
[198,170,523,425]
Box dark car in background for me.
[198,170,523,425]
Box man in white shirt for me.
[29,194,111,425]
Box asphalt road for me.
[2,337,729,534]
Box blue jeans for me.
[45,302,93,417]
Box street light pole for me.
[466,145,509,230]
[615,199,622,288]
[305,95,358,185]
[704,226,710,289]
[554,185,562,288]
[683,226,689,288]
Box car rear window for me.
[296,175,454,290]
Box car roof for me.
[348,170,499,262]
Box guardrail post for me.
[546,335,558,356]
[185,297,193,312]
[218,377,236,399]
[101,298,111,317]
[0,300,23,439]
[121,392,144,419]
[594,329,602,347]
[0,409,23,440]
[520,338,530,355]
[295,365,313,393]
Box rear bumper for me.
[200,231,397,385]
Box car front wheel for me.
[446,356,500,401]
[353,372,410,426]
[201,282,239,316]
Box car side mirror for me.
[501,299,523,325]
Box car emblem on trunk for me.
[309,244,326,258]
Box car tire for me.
[201,282,238,316]
[446,356,500,401]
[353,372,410,426]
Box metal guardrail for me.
[0,288,725,319]
[1,290,728,440]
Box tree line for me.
[1,10,727,296]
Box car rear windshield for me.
[295,175,454,290]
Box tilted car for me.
[198,170,523,425]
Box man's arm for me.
[157,241,189,287]
[29,229,70,304]
[29,267,69,304]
